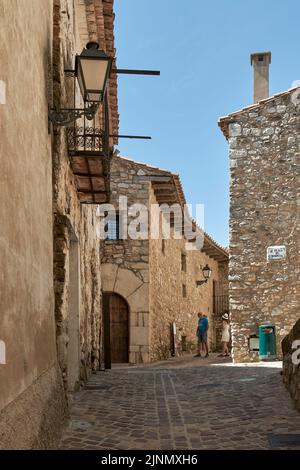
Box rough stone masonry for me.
[219,86,300,363]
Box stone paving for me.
[60,354,300,450]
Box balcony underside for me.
[67,126,110,204]
[70,153,109,204]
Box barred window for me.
[105,212,120,240]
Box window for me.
[104,212,120,240]
[181,253,187,272]
[182,284,187,298]
[162,238,166,254]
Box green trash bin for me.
[259,324,276,360]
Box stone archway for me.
[101,264,150,364]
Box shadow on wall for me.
[282,319,300,413]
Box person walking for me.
[219,313,230,357]
[194,312,209,358]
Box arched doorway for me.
[103,293,129,364]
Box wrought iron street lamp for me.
[49,41,111,127]
[196,264,212,287]
[49,41,160,133]
[76,41,111,103]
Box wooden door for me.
[103,293,129,363]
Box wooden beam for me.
[155,192,176,199]
[152,182,174,189]
[154,186,176,193]
[156,197,178,204]
[78,189,107,194]
[79,196,108,204]
[74,172,104,178]
[69,151,106,157]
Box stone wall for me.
[213,260,229,349]
[282,319,300,413]
[222,89,300,362]
[149,188,223,361]
[52,0,103,387]
[101,157,151,363]
[0,0,67,449]
[101,157,228,363]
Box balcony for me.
[67,112,111,204]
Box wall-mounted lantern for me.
[196,264,212,287]
[49,42,111,127]
[49,41,160,133]
[75,42,112,103]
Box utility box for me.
[259,324,276,360]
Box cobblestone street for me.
[60,355,300,450]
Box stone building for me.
[0,0,118,449]
[101,156,229,364]
[52,0,118,391]
[0,0,229,449]
[219,52,300,363]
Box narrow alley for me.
[60,355,300,450]
[1,0,300,455]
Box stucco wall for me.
[226,90,300,362]
[0,365,67,450]
[52,0,102,386]
[0,0,67,447]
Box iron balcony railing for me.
[67,126,109,155]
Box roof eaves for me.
[117,156,228,261]
[218,86,299,139]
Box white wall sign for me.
[249,336,259,352]
[267,245,286,261]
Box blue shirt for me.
[198,317,208,334]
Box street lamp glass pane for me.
[80,58,109,94]
[77,68,85,100]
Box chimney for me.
[250,52,271,103]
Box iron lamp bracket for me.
[48,102,99,127]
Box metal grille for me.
[67,126,106,153]
[213,294,229,315]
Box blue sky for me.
[114,0,300,247]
